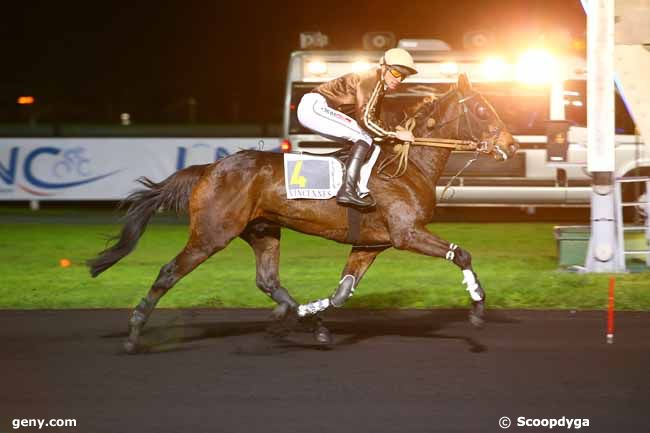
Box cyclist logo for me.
[53,147,92,179]
[13,145,123,196]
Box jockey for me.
[297,48,418,208]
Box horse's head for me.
[413,74,519,161]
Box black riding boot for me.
[336,140,375,208]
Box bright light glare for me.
[307,60,327,75]
[120,113,131,126]
[440,62,458,75]
[516,50,558,84]
[352,60,372,73]
[481,57,507,80]
[17,96,35,105]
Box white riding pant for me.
[297,93,373,147]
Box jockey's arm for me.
[357,82,414,143]
[357,82,396,141]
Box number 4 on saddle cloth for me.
[283,146,381,200]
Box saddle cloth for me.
[283,146,381,200]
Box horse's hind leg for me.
[125,207,248,353]
[240,221,299,318]
[124,236,226,353]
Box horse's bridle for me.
[441,89,508,159]
[378,88,510,181]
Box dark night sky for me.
[1,0,585,124]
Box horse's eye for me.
[475,104,490,120]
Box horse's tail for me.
[87,164,208,278]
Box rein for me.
[377,98,485,180]
[376,88,507,183]
[409,122,477,150]
[376,134,481,201]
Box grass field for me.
[0,217,649,310]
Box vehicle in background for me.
[282,38,648,211]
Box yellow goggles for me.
[388,67,404,80]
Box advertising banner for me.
[0,138,279,200]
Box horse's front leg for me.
[297,246,388,343]
[391,225,486,327]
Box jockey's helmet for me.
[380,48,418,75]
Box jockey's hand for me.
[395,129,414,143]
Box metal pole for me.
[585,0,623,272]
[614,180,625,270]
[646,180,650,267]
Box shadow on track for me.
[101,307,519,355]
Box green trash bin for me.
[554,225,649,268]
[554,226,590,267]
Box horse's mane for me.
[408,85,458,121]
[381,86,458,132]
[401,85,459,140]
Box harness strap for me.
[346,207,362,244]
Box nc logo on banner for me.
[175,143,234,171]
[175,140,281,170]
[0,146,120,196]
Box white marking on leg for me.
[297,298,331,317]
[462,269,482,301]
[446,243,458,261]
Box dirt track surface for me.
[1,308,648,433]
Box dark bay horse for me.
[89,74,518,353]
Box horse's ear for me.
[457,73,472,92]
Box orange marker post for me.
[607,276,615,344]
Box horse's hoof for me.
[123,339,139,354]
[469,301,485,328]
[271,302,290,320]
[314,325,333,345]
[469,313,485,328]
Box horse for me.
[88,73,518,353]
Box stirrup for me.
[336,190,375,208]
